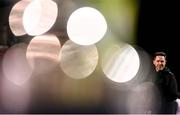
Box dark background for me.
[137,0,180,91]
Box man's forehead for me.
[155,56,166,60]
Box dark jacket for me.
[155,67,178,102]
[155,67,179,113]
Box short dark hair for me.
[153,51,167,60]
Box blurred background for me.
[0,0,179,114]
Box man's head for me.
[153,52,167,72]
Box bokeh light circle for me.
[101,44,140,83]
[67,7,107,45]
[60,40,99,79]
[26,34,61,75]
[9,0,31,36]
[2,43,32,85]
[23,0,58,36]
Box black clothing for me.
[155,67,179,114]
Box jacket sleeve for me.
[166,73,179,101]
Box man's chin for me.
[156,68,164,72]
[159,68,164,71]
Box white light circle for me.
[9,0,31,36]
[60,40,99,79]
[23,0,58,36]
[67,7,107,45]
[101,44,140,83]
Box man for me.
[153,51,179,114]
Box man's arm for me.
[167,73,179,101]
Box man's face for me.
[153,56,166,72]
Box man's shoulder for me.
[164,67,173,73]
[163,67,175,77]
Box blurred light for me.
[1,77,31,113]
[23,0,58,36]
[59,78,104,107]
[9,0,31,36]
[26,34,61,75]
[96,0,138,43]
[101,43,140,83]
[60,40,98,79]
[176,99,180,114]
[126,82,161,114]
[2,43,33,86]
[67,7,107,45]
